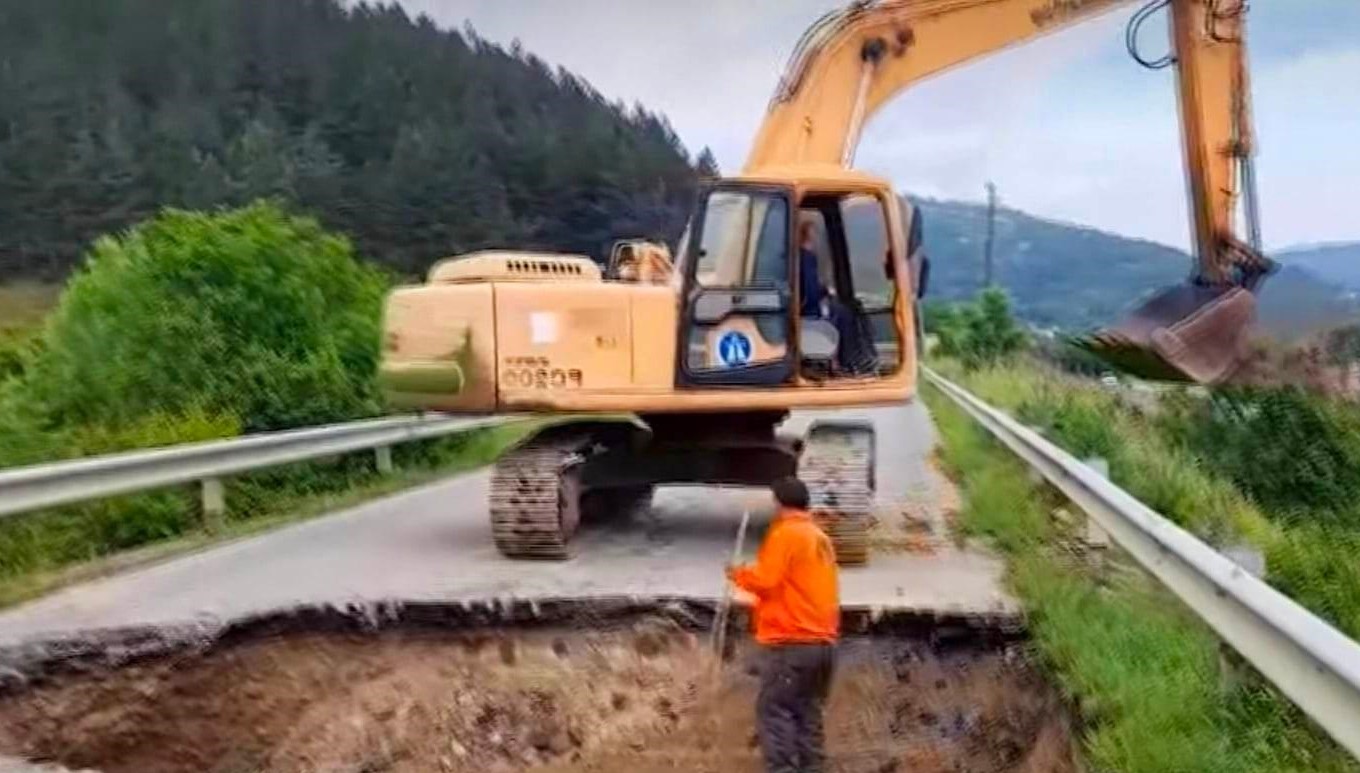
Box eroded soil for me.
[0,620,1074,773]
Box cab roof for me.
[729,163,893,191]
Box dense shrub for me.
[0,381,65,467]
[0,332,31,381]
[18,202,387,433]
[1160,388,1360,527]
[926,288,1027,369]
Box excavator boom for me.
[746,0,1272,383]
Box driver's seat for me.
[800,319,840,378]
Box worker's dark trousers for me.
[756,642,836,773]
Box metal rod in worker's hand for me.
[712,510,751,659]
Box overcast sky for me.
[388,0,1360,252]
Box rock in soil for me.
[0,626,1075,773]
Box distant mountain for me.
[912,197,1360,341]
[1275,243,1360,291]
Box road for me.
[0,402,1017,646]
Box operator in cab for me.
[728,476,840,773]
[798,218,877,375]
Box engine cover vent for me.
[428,251,603,284]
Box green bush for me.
[0,331,33,382]
[0,381,67,467]
[18,201,388,433]
[927,288,1027,369]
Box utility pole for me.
[983,181,998,288]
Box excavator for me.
[380,0,1269,563]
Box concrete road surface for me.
[0,402,1017,646]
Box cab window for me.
[695,191,789,288]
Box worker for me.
[798,219,828,318]
[797,217,878,375]
[728,476,839,773]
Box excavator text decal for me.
[501,356,583,390]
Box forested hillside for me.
[1277,242,1360,291]
[914,198,1360,340]
[0,0,715,280]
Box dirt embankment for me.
[0,619,1074,773]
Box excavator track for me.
[489,433,591,559]
[799,421,875,566]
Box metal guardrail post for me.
[923,367,1360,759]
[201,477,225,531]
[375,446,394,475]
[1080,457,1111,548]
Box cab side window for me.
[840,194,893,307]
[838,194,901,372]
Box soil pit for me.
[0,618,1075,773]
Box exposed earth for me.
[0,618,1074,773]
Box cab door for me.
[677,185,796,387]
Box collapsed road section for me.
[0,598,1069,773]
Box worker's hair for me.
[798,218,817,243]
[771,476,810,510]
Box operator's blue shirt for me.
[799,248,824,317]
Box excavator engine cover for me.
[1079,282,1257,384]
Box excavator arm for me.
[746,0,1271,383]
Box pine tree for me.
[0,0,707,281]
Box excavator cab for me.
[675,175,908,389]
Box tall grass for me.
[937,358,1360,641]
[925,382,1357,773]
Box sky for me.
[387,0,1360,252]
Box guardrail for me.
[0,414,509,525]
[923,367,1360,759]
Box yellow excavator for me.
[380,0,1269,562]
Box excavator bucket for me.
[1076,283,1258,384]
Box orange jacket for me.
[729,508,839,644]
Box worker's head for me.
[798,218,817,250]
[771,476,810,511]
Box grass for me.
[923,380,1357,773]
[0,421,531,609]
[940,360,1360,642]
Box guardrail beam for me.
[0,415,509,520]
[923,367,1360,759]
